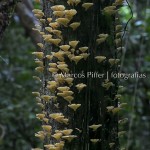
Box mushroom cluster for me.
[32,0,127,149]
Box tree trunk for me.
[33,0,123,150]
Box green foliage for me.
[0,19,40,150]
[119,1,150,150]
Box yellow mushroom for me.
[33,76,41,82]
[36,114,45,120]
[49,22,60,29]
[116,25,123,32]
[67,0,74,6]
[90,139,100,144]
[55,116,65,123]
[55,74,65,84]
[71,56,83,64]
[55,141,65,149]
[42,125,52,132]
[48,68,58,73]
[62,129,73,135]
[52,51,65,61]
[118,131,126,137]
[76,83,87,92]
[62,118,69,125]
[89,124,102,131]
[43,35,53,41]
[109,143,115,148]
[65,77,74,85]
[32,52,44,59]
[48,39,61,46]
[80,53,90,60]
[68,104,81,111]
[52,133,63,140]
[57,92,67,97]
[59,45,70,51]
[68,54,74,61]
[34,14,42,19]
[74,0,81,6]
[102,81,114,90]
[45,27,52,32]
[65,9,77,20]
[62,135,77,142]
[35,132,45,140]
[39,19,46,24]
[69,40,79,48]
[53,11,65,17]
[95,56,106,63]
[103,6,117,15]
[41,95,51,102]
[56,18,70,27]
[79,46,88,53]
[35,67,44,72]
[82,3,94,11]
[52,30,62,37]
[115,38,121,47]
[39,32,45,35]
[35,97,41,103]
[106,106,114,112]
[57,86,70,92]
[37,103,44,109]
[35,60,43,66]
[113,0,124,6]
[43,118,49,124]
[44,144,56,149]
[116,32,122,38]
[49,63,57,68]
[47,18,52,22]
[64,96,74,103]
[49,113,63,119]
[47,81,57,86]
[63,91,74,96]
[37,43,44,48]
[120,103,127,107]
[104,6,116,11]
[69,22,81,30]
[96,38,107,45]
[32,92,40,97]
[112,107,122,114]
[51,5,65,11]
[57,64,68,70]
[115,94,122,99]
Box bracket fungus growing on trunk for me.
[32,0,128,149]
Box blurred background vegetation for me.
[0,0,150,150]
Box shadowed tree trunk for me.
[33,0,124,150]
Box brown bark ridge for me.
[33,0,124,150]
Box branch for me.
[15,1,42,45]
[0,124,5,140]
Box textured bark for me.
[36,0,121,150]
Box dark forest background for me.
[0,0,150,150]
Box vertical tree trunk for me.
[33,0,123,150]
